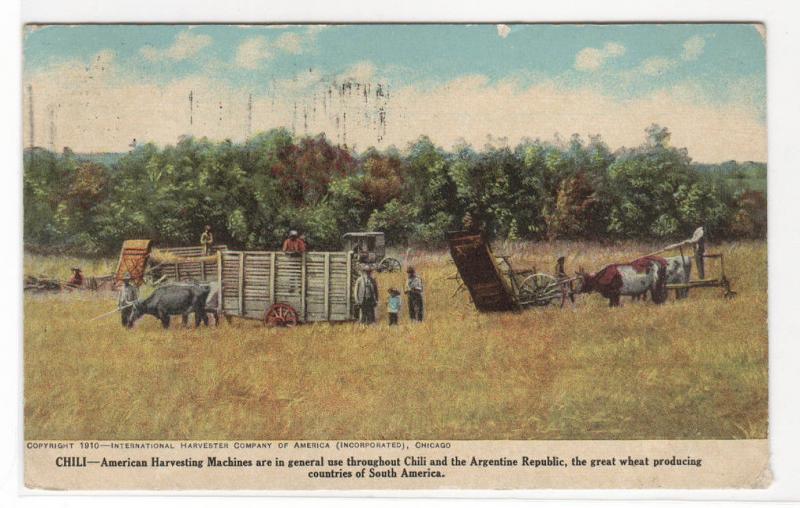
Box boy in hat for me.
[387,288,401,325]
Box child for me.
[387,288,401,325]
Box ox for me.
[632,255,692,301]
[665,255,692,299]
[577,256,668,307]
[128,283,211,329]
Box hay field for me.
[23,240,767,441]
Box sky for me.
[22,24,766,162]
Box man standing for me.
[694,232,706,279]
[405,266,424,321]
[118,272,139,328]
[354,268,378,324]
[282,230,306,253]
[200,225,214,255]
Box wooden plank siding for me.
[158,245,227,283]
[220,250,356,323]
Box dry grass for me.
[24,240,767,441]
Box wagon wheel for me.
[264,303,299,327]
[519,273,563,307]
[378,257,402,273]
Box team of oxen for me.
[124,282,220,329]
[575,254,692,307]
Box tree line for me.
[23,124,767,256]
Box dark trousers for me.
[359,302,376,324]
[408,292,424,321]
[389,312,398,325]
[121,307,132,328]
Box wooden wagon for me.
[216,250,358,326]
[447,231,569,312]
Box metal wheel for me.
[264,303,299,327]
[520,273,564,307]
[378,257,402,273]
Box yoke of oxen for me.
[629,255,668,273]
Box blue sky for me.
[23,24,766,161]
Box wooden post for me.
[300,252,307,321]
[238,252,245,315]
[217,250,223,317]
[175,262,180,282]
[269,252,276,305]
[201,260,206,281]
[346,253,352,319]
[324,253,330,320]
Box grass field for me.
[23,240,767,441]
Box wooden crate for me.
[219,250,357,323]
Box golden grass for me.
[24,240,767,440]
[24,253,117,279]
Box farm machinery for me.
[446,231,573,311]
[446,227,735,314]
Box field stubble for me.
[24,240,767,440]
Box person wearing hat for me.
[387,288,401,326]
[354,267,378,324]
[200,225,214,255]
[405,266,424,321]
[118,272,139,328]
[67,267,84,287]
[282,229,307,254]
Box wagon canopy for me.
[446,231,518,312]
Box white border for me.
[5,0,800,504]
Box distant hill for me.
[693,160,767,193]
[73,152,126,167]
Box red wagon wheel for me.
[264,303,299,327]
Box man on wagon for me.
[200,225,214,255]
[118,272,139,328]
[282,230,306,254]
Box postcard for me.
[22,22,768,490]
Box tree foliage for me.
[23,125,766,256]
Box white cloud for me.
[640,56,677,76]
[496,24,511,39]
[575,42,626,71]
[234,27,322,69]
[140,31,212,61]
[23,54,766,163]
[682,35,706,61]
[340,61,376,82]
[273,32,303,54]
[235,37,272,69]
